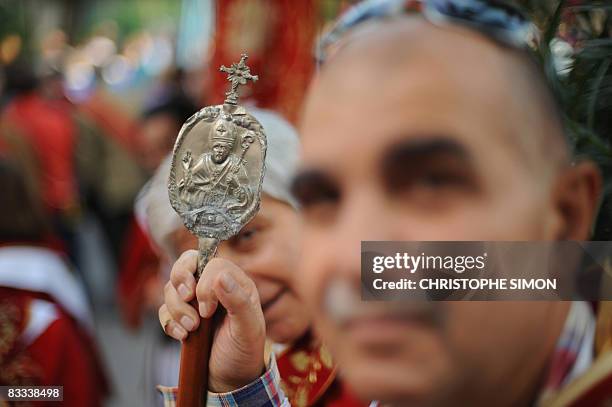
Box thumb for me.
[213,271,266,348]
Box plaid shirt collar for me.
[158,353,287,407]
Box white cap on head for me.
[249,107,300,209]
[135,107,301,259]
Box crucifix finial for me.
[219,53,259,105]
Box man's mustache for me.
[323,278,443,328]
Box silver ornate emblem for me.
[168,53,266,278]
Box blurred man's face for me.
[293,19,584,406]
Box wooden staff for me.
[176,239,218,407]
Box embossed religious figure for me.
[178,118,252,216]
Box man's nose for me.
[340,188,401,241]
[320,189,399,281]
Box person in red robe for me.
[1,65,78,217]
[1,64,80,261]
[0,158,109,406]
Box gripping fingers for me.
[159,304,187,341]
[170,250,198,301]
[195,258,255,319]
[213,272,258,316]
[163,281,200,333]
[196,266,220,319]
[200,259,264,336]
[211,269,266,348]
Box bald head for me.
[309,16,568,176]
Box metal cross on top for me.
[219,53,259,105]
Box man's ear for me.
[552,160,602,240]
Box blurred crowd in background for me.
[0,1,353,405]
[0,0,610,406]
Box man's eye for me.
[387,164,475,194]
[295,189,339,208]
[231,227,260,251]
[293,186,340,224]
[301,199,338,224]
[239,229,256,241]
[384,164,478,214]
[290,171,341,224]
[416,171,470,188]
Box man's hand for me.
[158,250,266,392]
